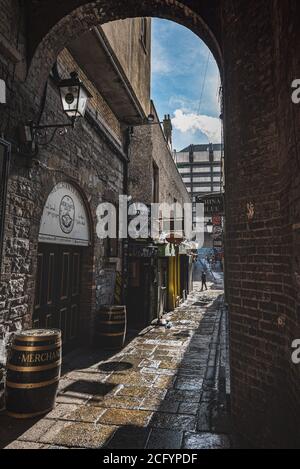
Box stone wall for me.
[101,18,152,117]
[0,4,128,408]
[128,104,190,207]
[0,0,300,447]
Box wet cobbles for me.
[0,282,235,449]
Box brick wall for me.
[0,0,299,447]
[128,106,190,207]
[0,10,126,409]
[58,49,122,141]
[223,0,300,448]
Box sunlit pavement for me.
[0,281,236,449]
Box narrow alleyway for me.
[0,283,235,450]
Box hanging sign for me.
[39,182,90,246]
[158,243,176,258]
[128,243,158,258]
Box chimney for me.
[163,114,172,148]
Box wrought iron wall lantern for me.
[21,72,92,150]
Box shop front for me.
[126,242,158,329]
[34,182,92,352]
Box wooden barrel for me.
[5,329,62,419]
[95,306,127,350]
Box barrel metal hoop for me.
[97,320,125,325]
[96,332,125,337]
[7,407,54,419]
[99,311,126,315]
[7,360,62,373]
[11,342,62,352]
[6,376,60,389]
[14,333,61,342]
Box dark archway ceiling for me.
[26,0,222,61]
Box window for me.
[177,153,189,163]
[152,162,159,203]
[213,151,222,162]
[178,167,191,174]
[0,139,10,263]
[193,166,210,173]
[193,187,211,193]
[141,18,148,51]
[104,201,119,258]
[193,151,210,162]
[193,177,211,183]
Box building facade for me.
[176,143,223,249]
[0,0,300,448]
[0,15,152,406]
[127,102,193,327]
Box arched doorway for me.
[34,182,91,351]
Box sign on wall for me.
[96,267,117,307]
[39,182,90,246]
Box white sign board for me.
[39,182,90,246]
[0,79,6,104]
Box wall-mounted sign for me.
[197,193,224,216]
[128,243,158,258]
[158,243,176,258]
[39,182,90,246]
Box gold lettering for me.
[34,354,41,363]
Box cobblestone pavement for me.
[0,282,235,450]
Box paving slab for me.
[1,281,234,450]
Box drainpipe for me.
[121,127,131,305]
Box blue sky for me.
[151,19,221,152]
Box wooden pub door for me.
[33,243,82,352]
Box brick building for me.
[127,102,192,325]
[0,0,299,448]
[0,15,152,406]
[176,143,223,249]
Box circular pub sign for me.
[59,195,75,234]
[39,182,90,246]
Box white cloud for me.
[172,109,222,143]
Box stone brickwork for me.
[0,0,300,448]
[128,104,190,207]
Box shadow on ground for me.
[0,288,247,449]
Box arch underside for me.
[26,0,223,97]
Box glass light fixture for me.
[59,72,92,122]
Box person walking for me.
[201,271,208,291]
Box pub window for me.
[0,139,10,268]
[152,162,159,203]
[104,202,119,258]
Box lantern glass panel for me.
[60,85,80,119]
[77,85,89,117]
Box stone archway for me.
[12,0,300,448]
[25,0,223,103]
